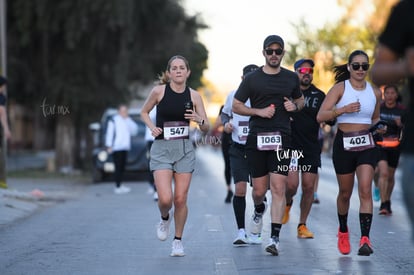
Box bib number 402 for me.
[349,136,366,145]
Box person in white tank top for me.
[317,50,384,256]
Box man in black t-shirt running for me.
[283,59,333,239]
[233,35,304,256]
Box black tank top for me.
[155,83,191,140]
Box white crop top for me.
[336,80,376,125]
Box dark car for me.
[89,108,149,182]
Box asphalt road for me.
[1,146,413,275]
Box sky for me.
[183,0,345,94]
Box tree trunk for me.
[55,115,75,172]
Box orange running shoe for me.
[297,224,314,239]
[282,204,292,224]
[358,236,374,256]
[337,229,351,255]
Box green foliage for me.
[7,0,208,123]
[285,0,398,90]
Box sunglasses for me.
[265,48,283,56]
[350,63,370,71]
[297,67,313,74]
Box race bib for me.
[257,131,282,151]
[163,121,189,140]
[237,121,249,141]
[343,130,375,151]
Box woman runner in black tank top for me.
[140,55,209,257]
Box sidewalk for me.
[0,149,88,226]
[0,176,87,227]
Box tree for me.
[6,0,208,170]
[285,0,399,92]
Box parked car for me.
[89,108,149,182]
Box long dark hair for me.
[333,50,369,83]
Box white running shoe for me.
[156,212,172,241]
[248,233,263,245]
[153,192,158,201]
[250,201,267,235]
[170,239,185,257]
[114,185,131,194]
[233,229,249,246]
[265,237,280,256]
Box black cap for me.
[0,75,7,86]
[242,64,259,76]
[263,35,284,49]
[294,59,315,70]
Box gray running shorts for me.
[150,139,195,173]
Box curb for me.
[0,188,75,227]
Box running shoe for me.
[358,236,373,256]
[373,187,380,202]
[379,202,391,216]
[379,208,391,215]
[265,237,280,256]
[157,211,172,241]
[248,233,262,245]
[114,185,131,194]
[170,239,185,257]
[250,201,267,235]
[233,228,249,246]
[282,204,292,224]
[337,229,351,255]
[297,224,314,239]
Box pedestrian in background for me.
[0,76,11,142]
[233,35,304,256]
[221,64,259,245]
[374,85,405,216]
[140,55,209,257]
[317,50,383,256]
[105,104,138,194]
[145,106,158,201]
[283,58,331,239]
[370,0,414,242]
[0,76,11,189]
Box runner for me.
[317,50,384,256]
[233,35,304,256]
[221,64,259,245]
[283,58,334,239]
[140,55,209,257]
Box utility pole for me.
[0,0,7,189]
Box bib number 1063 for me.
[257,131,282,151]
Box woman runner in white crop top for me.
[316,50,384,257]
[335,80,376,125]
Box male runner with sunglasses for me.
[283,59,333,239]
[233,35,304,256]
